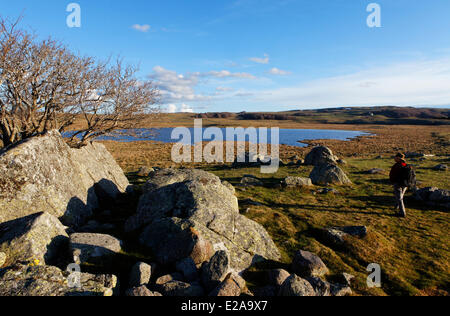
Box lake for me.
[66,128,370,148]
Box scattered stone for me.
[155,273,184,285]
[176,257,199,282]
[310,163,352,185]
[282,177,313,187]
[278,274,316,296]
[331,284,353,296]
[70,233,122,265]
[414,187,449,209]
[0,130,130,227]
[201,250,230,292]
[337,159,347,165]
[0,212,68,266]
[367,168,385,175]
[240,175,264,187]
[433,164,448,171]
[267,269,290,287]
[137,166,154,177]
[317,188,339,195]
[292,250,329,277]
[321,226,368,247]
[129,262,152,287]
[126,286,162,296]
[306,276,331,296]
[0,264,118,296]
[157,280,205,296]
[209,273,242,296]
[305,146,339,166]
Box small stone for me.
[155,273,184,285]
[283,177,313,187]
[278,274,316,296]
[126,286,162,296]
[367,168,385,174]
[209,273,242,296]
[433,164,448,171]
[267,269,290,287]
[292,250,329,277]
[129,262,152,287]
[158,280,205,296]
[201,250,230,292]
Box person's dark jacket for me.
[390,161,407,185]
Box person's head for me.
[395,153,406,163]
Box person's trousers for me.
[394,185,408,216]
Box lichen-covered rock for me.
[321,226,368,247]
[157,280,205,297]
[209,273,242,296]
[129,262,152,287]
[131,169,280,272]
[155,273,184,285]
[0,212,68,266]
[282,177,313,187]
[309,163,352,185]
[126,286,162,296]
[278,274,316,296]
[292,250,329,277]
[240,175,264,187]
[70,233,122,266]
[0,264,118,296]
[0,130,130,227]
[305,146,338,166]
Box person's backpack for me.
[400,164,417,188]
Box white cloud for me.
[216,86,234,92]
[149,66,256,104]
[166,104,177,113]
[180,103,194,113]
[257,59,450,108]
[132,24,151,32]
[250,53,270,64]
[267,67,291,76]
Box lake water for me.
[66,128,369,148]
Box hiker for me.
[389,153,411,218]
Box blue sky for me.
[1,0,450,112]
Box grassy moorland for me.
[96,109,449,296]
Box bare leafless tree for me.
[0,17,159,148]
